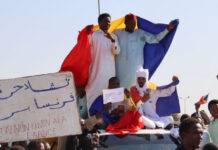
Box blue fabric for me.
[89,95,119,124]
[156,80,181,117]
[137,17,180,117]
[137,17,179,79]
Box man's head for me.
[136,66,149,88]
[9,145,25,150]
[179,118,203,149]
[109,77,120,89]
[42,141,51,150]
[191,112,205,128]
[180,114,190,123]
[208,99,218,119]
[125,13,136,33]
[28,141,45,150]
[137,77,146,88]
[98,13,111,32]
[203,143,218,150]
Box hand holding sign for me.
[103,87,124,104]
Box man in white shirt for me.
[84,13,120,109]
[130,66,179,129]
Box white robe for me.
[86,29,120,109]
[138,85,176,129]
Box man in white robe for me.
[131,66,179,129]
[85,13,120,109]
[114,14,174,89]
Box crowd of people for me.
[0,13,217,150]
[171,100,218,150]
[0,140,51,150]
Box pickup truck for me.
[97,129,179,150]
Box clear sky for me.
[0,0,217,115]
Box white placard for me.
[0,72,82,143]
[102,87,124,104]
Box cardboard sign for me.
[0,72,82,142]
[103,87,124,104]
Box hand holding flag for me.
[195,101,201,114]
[167,21,174,31]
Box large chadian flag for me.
[60,15,179,86]
[60,15,180,119]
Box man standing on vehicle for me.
[114,13,174,89]
[84,13,120,110]
[61,13,120,111]
[130,66,179,129]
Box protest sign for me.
[0,72,82,142]
[103,87,124,104]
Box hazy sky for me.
[0,0,217,115]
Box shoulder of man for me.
[130,86,137,92]
[110,32,118,39]
[113,29,125,35]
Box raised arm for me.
[153,76,179,98]
[144,21,174,44]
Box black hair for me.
[179,118,200,137]
[191,112,200,118]
[27,140,42,150]
[98,13,111,24]
[203,143,218,150]
[180,114,190,123]
[109,77,120,84]
[208,99,218,110]
[12,141,28,149]
[9,145,25,150]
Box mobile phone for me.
[145,88,151,94]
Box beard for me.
[139,83,144,88]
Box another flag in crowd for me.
[199,94,209,104]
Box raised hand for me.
[124,88,130,98]
[172,76,179,82]
[167,21,174,31]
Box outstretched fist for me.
[172,76,179,82]
[167,21,174,31]
[86,25,93,34]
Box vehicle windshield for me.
[98,134,178,150]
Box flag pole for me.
[98,0,100,15]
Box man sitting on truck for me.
[130,66,179,129]
[89,77,135,127]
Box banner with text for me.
[0,72,82,142]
